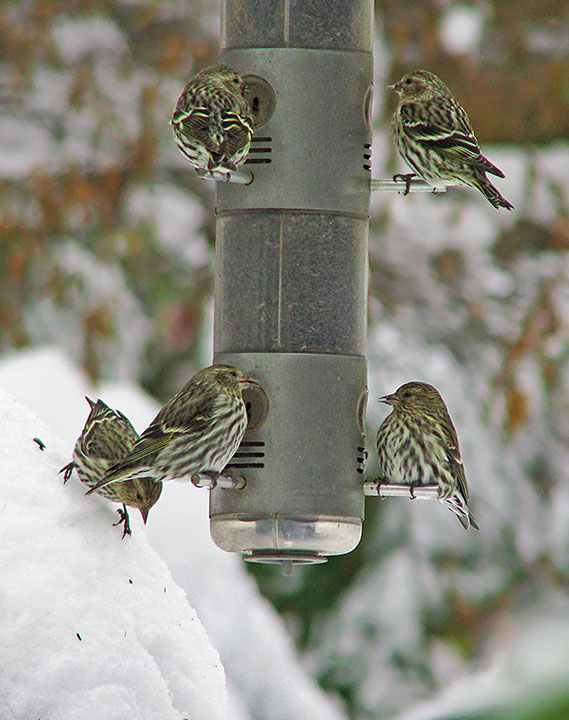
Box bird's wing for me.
[222,108,253,135]
[174,106,222,154]
[221,109,253,152]
[102,411,212,478]
[439,415,469,501]
[399,99,505,178]
[85,426,175,492]
[113,424,174,466]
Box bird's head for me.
[388,69,450,101]
[380,381,442,413]
[209,365,261,397]
[212,65,248,95]
[122,478,163,524]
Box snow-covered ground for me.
[0,347,348,720]
[0,387,227,720]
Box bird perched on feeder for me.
[86,365,258,493]
[375,381,479,530]
[389,69,514,210]
[171,64,254,177]
[60,398,162,537]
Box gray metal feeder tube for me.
[211,0,373,564]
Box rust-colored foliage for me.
[0,0,215,387]
[492,280,562,434]
[381,0,569,143]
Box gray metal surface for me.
[216,48,373,215]
[214,213,368,355]
[222,0,373,51]
[210,0,373,563]
[371,179,447,193]
[210,352,367,559]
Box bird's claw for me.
[409,483,417,500]
[374,477,388,499]
[60,462,74,484]
[393,173,416,196]
[113,505,132,538]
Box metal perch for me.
[201,168,254,184]
[370,178,446,193]
[192,472,247,490]
[364,480,441,500]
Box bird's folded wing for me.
[400,101,505,177]
[175,107,222,154]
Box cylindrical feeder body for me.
[211,0,373,564]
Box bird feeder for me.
[209,0,373,567]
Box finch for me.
[375,381,479,530]
[60,398,162,537]
[86,365,258,493]
[171,64,254,176]
[389,69,514,210]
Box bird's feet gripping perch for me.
[393,172,417,196]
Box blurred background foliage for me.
[2,1,569,718]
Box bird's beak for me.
[240,378,261,388]
[379,394,395,405]
[139,507,149,525]
[387,81,400,93]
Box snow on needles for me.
[0,390,228,720]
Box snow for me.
[0,117,58,177]
[125,183,210,266]
[0,347,348,720]
[0,389,227,720]
[50,17,127,63]
[5,330,565,720]
[23,243,150,381]
[438,5,485,56]
[397,603,569,719]
[145,482,347,720]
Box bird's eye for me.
[402,390,412,398]
[233,77,240,84]
[405,78,413,85]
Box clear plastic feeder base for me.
[210,516,362,565]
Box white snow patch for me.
[146,482,348,720]
[126,183,209,267]
[0,117,58,177]
[25,244,149,381]
[50,17,127,64]
[438,5,485,56]
[0,389,228,720]
[397,606,569,719]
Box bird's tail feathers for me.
[445,498,479,530]
[469,513,480,531]
[477,154,505,178]
[473,177,514,210]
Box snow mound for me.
[0,390,228,720]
